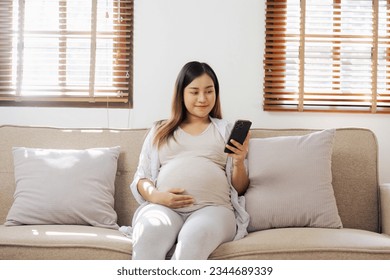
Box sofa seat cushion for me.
[0,225,132,260]
[210,228,390,260]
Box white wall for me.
[0,0,389,183]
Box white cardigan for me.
[126,117,249,241]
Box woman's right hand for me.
[137,179,194,209]
[153,188,195,209]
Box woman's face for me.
[183,73,216,122]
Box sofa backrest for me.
[0,126,379,232]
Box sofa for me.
[0,125,390,260]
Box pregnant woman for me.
[130,61,250,260]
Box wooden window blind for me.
[263,0,390,113]
[0,0,133,108]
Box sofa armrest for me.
[380,183,390,235]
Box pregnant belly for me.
[156,157,231,212]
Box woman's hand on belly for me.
[153,188,195,209]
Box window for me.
[263,0,390,113]
[0,0,133,108]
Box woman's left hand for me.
[225,131,251,165]
[226,131,251,195]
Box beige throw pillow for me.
[245,129,342,232]
[5,147,120,229]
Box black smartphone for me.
[224,120,252,153]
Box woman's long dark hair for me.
[153,61,222,148]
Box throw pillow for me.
[5,146,120,229]
[245,129,342,232]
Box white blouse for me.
[126,117,250,241]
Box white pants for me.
[131,204,236,260]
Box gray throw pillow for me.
[5,146,120,229]
[245,129,342,232]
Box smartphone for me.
[224,120,252,153]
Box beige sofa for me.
[0,125,390,260]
